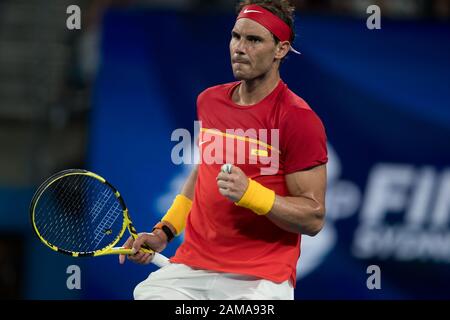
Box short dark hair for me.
[236,0,296,44]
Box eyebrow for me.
[231,30,264,41]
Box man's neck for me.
[234,70,281,106]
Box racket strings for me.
[46,175,92,250]
[91,200,121,248]
[91,189,113,221]
[33,174,124,253]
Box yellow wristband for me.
[161,194,192,235]
[235,178,275,215]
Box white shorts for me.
[134,263,294,300]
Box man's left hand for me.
[216,164,249,202]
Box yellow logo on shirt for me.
[251,149,269,157]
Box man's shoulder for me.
[278,86,324,127]
[281,86,312,112]
[197,81,239,102]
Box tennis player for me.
[120,0,328,300]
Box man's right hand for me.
[118,232,167,265]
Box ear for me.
[275,41,291,60]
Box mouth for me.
[232,59,250,64]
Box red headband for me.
[237,4,293,42]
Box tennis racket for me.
[30,169,170,267]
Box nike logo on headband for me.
[243,9,262,14]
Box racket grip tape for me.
[152,252,170,268]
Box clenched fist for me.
[216,164,249,202]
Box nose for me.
[233,38,246,55]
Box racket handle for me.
[152,252,170,268]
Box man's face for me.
[230,18,279,81]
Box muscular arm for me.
[266,164,327,236]
[217,164,327,236]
